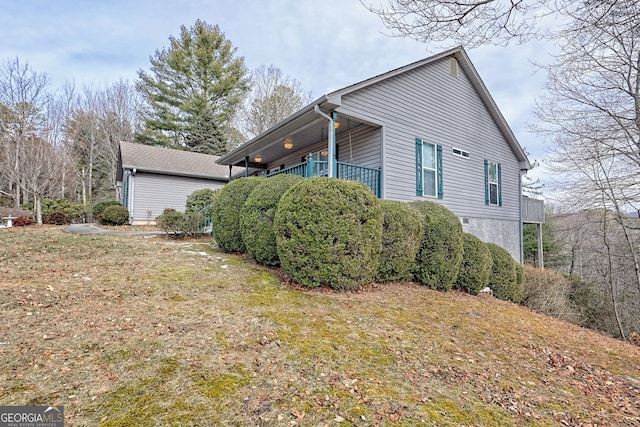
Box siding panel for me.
[340,56,521,222]
[131,173,226,224]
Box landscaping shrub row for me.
[211,176,525,300]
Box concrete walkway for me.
[63,223,163,236]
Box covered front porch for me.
[216,96,383,197]
[264,154,381,197]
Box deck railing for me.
[264,155,381,197]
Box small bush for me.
[274,177,383,290]
[13,216,35,227]
[41,198,86,223]
[156,208,205,238]
[486,243,522,302]
[211,176,265,252]
[99,205,129,226]
[455,233,493,294]
[522,265,581,323]
[43,211,69,225]
[93,201,122,218]
[411,201,464,290]
[156,208,183,236]
[240,174,303,266]
[376,200,423,282]
[180,212,205,237]
[186,188,218,215]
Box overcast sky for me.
[1,0,554,185]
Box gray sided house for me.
[117,141,233,224]
[218,47,543,262]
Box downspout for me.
[129,168,136,225]
[314,105,336,178]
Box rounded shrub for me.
[99,205,129,226]
[376,200,423,282]
[43,211,69,225]
[13,216,35,227]
[156,208,183,236]
[186,188,218,214]
[274,177,383,290]
[455,233,493,294]
[211,176,265,252]
[486,243,523,302]
[411,201,464,290]
[240,174,303,266]
[93,200,121,218]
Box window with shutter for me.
[416,138,443,199]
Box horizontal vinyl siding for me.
[265,124,381,171]
[131,173,226,223]
[340,56,521,222]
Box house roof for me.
[217,46,531,170]
[118,141,234,181]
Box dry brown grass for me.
[1,227,639,426]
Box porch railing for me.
[264,155,381,197]
[198,204,213,234]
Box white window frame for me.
[487,161,499,206]
[422,142,437,197]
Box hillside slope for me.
[0,227,639,426]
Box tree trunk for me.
[35,195,43,225]
[602,210,626,341]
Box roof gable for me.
[118,142,233,181]
[218,47,530,170]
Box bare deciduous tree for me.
[238,65,312,139]
[0,58,50,208]
[363,0,640,49]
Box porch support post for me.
[245,156,249,177]
[329,111,337,178]
[313,105,336,178]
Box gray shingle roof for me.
[119,141,234,180]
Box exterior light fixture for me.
[283,137,293,149]
[254,155,262,163]
[334,121,340,129]
[320,150,328,156]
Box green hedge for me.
[411,201,464,290]
[376,200,423,282]
[211,176,264,252]
[186,188,218,215]
[274,177,382,290]
[240,174,303,266]
[454,233,493,294]
[93,200,121,218]
[486,243,523,302]
[99,205,129,226]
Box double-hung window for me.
[415,138,443,198]
[484,160,502,206]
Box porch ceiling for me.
[218,103,370,167]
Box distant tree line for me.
[0,20,311,223]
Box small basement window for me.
[452,147,470,159]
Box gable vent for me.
[449,57,458,77]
